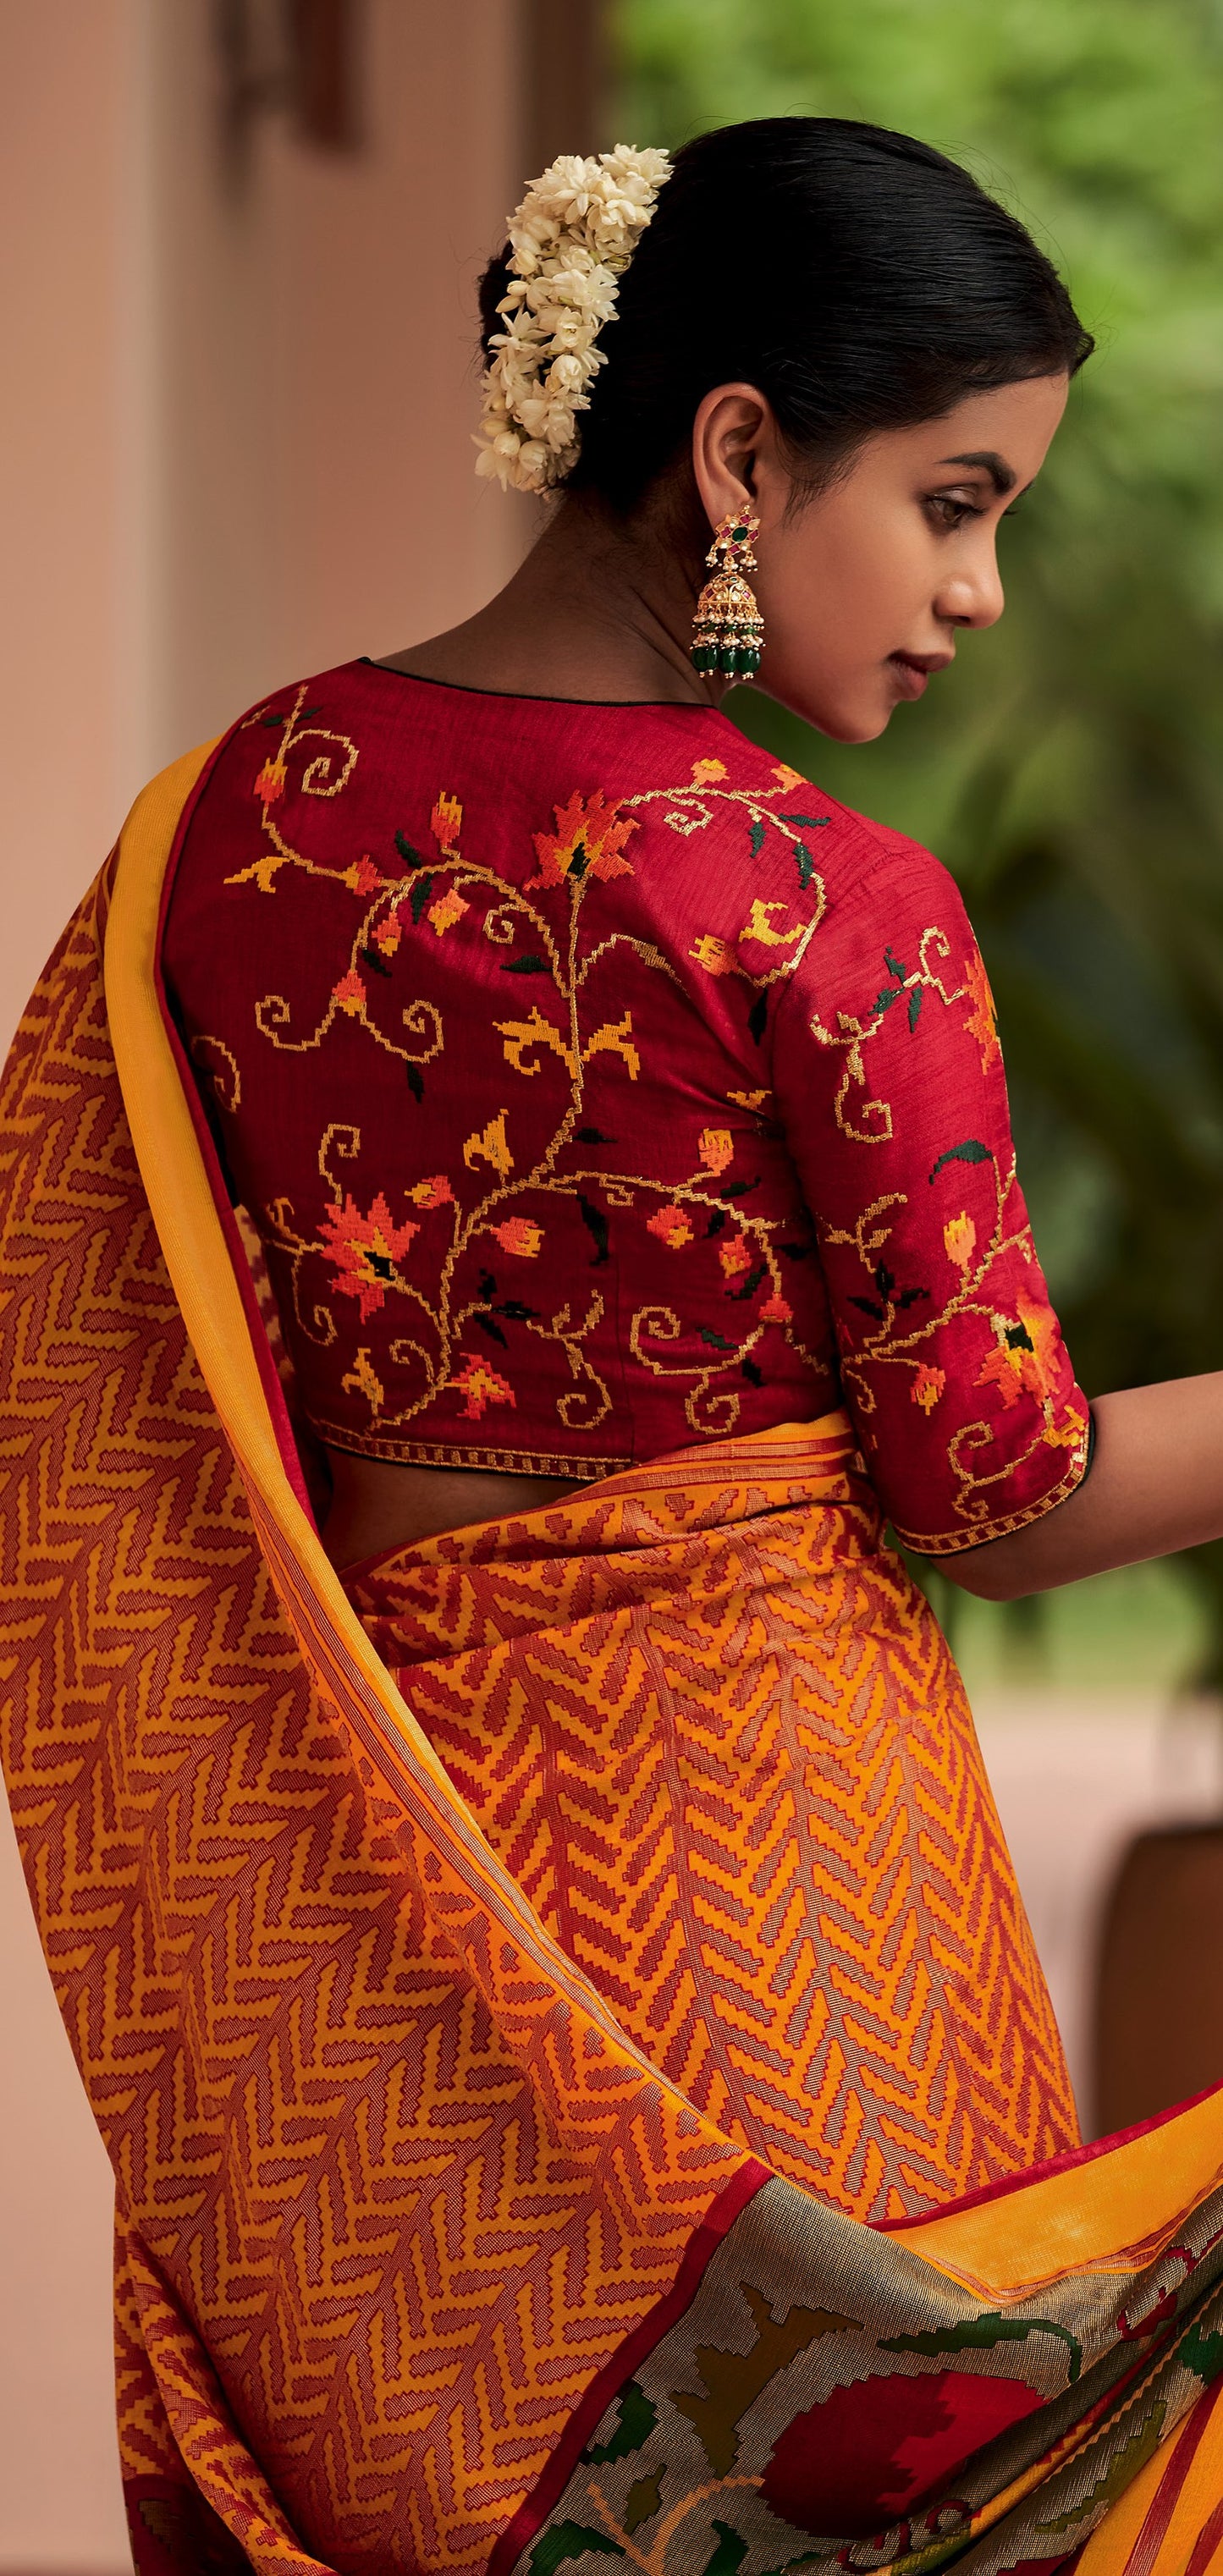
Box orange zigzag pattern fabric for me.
[350,1425,1077,2225]
[0,850,746,2573]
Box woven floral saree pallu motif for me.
[1,746,1222,2576]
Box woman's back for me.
[163,658,1086,1558]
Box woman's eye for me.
[924,493,979,531]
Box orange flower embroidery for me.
[912,1363,945,1414]
[759,1292,792,1324]
[373,913,402,958]
[648,1203,693,1250]
[408,1175,454,1208]
[699,1126,734,1175]
[943,1213,978,1273]
[963,947,1000,1072]
[976,1287,1061,1411]
[490,1216,543,1257]
[528,790,636,889]
[691,757,728,784]
[427,888,468,937]
[689,933,738,976]
[449,1353,515,1419]
[344,856,383,895]
[773,762,804,790]
[255,757,287,806]
[432,791,462,852]
[332,969,366,1016]
[719,1235,752,1280]
[319,1192,418,1321]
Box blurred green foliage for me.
[615,0,1223,1674]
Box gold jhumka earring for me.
[691,506,765,680]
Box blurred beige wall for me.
[0,3,526,2564]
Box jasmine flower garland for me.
[475,145,673,496]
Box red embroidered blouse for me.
[160,659,1090,1553]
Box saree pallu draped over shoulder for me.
[1,744,1222,2576]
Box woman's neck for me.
[381,491,724,707]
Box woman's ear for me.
[691,383,774,532]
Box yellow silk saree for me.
[2,745,1223,2575]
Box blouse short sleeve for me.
[771,836,1091,1555]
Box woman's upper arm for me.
[771,841,1091,1556]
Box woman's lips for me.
[888,651,953,700]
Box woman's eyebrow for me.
[936,449,1017,495]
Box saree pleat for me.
[344,1419,1077,2226]
[0,748,1220,2576]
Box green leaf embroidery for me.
[747,992,769,1044]
[582,2381,657,2465]
[779,812,829,830]
[699,1328,735,1349]
[502,955,550,974]
[928,1139,994,1182]
[881,2310,1082,2383]
[394,830,427,868]
[749,819,767,858]
[1181,2317,1223,2384]
[529,2524,625,2576]
[409,873,434,924]
[1036,2402,1166,2534]
[405,1063,424,1102]
[908,986,923,1032]
[700,2524,749,2576]
[792,842,816,889]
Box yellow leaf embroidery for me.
[341,1346,385,1413]
[494,1007,577,1078]
[583,1012,641,1081]
[464,1109,514,1177]
[739,898,804,949]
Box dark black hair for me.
[478,117,1092,514]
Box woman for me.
[4,118,1223,2576]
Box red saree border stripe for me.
[874,2077,1223,2235]
[1122,2377,1223,2576]
[483,2158,773,2576]
[1187,2494,1223,2576]
[147,719,317,1527]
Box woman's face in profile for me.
[702,372,1070,742]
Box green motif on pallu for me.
[879,2311,1084,2383]
[515,2174,1223,2576]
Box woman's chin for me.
[757,674,890,742]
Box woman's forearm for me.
[940,1373,1223,1600]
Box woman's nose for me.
[937,544,1005,631]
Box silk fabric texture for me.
[1,750,1222,2575]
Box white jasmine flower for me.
[475,144,672,496]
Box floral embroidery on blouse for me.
[161,661,1090,1552]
